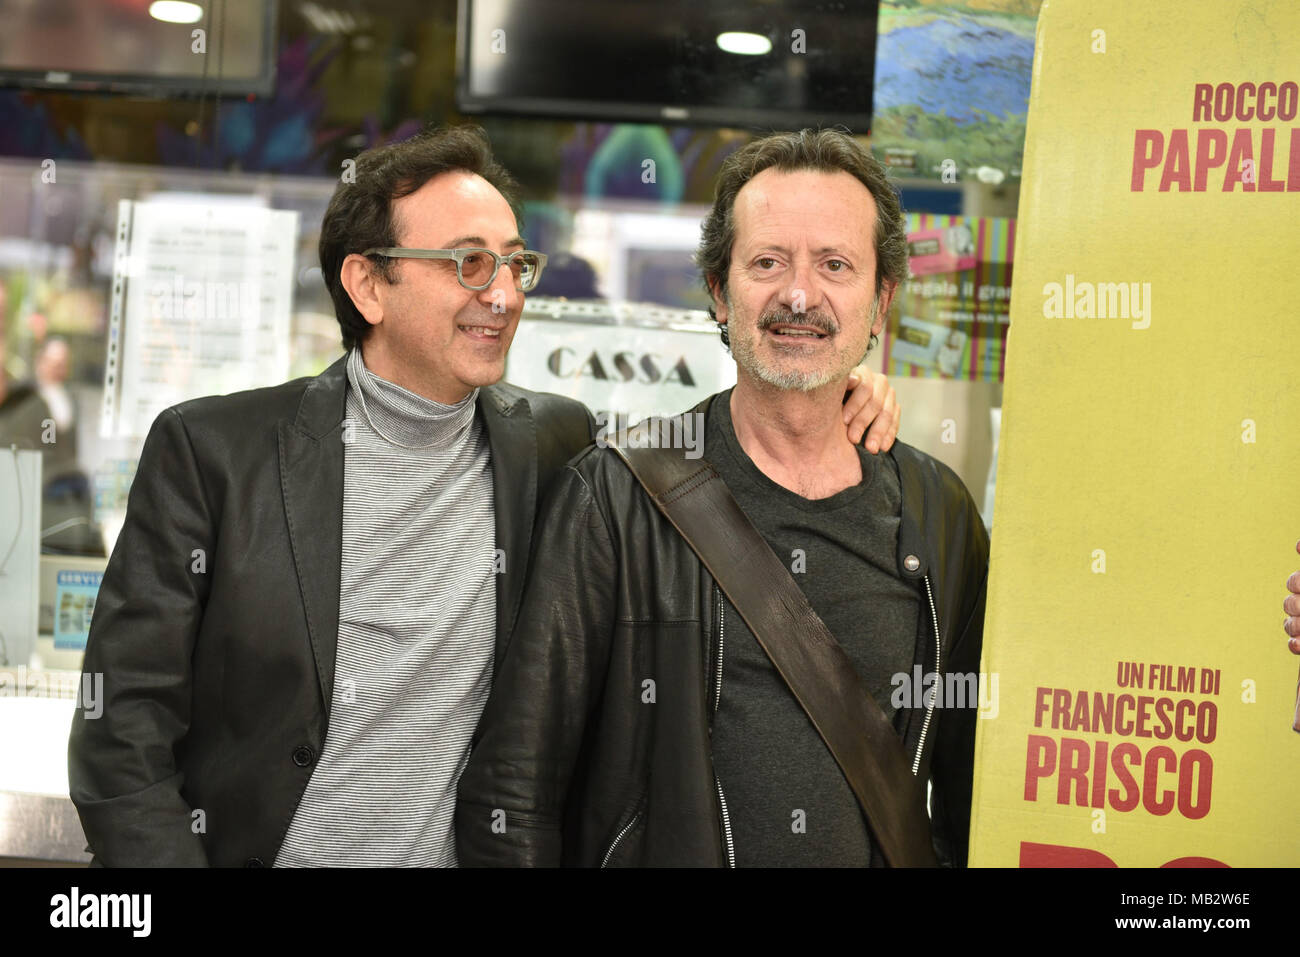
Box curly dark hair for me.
[696,129,909,350]
[318,125,523,350]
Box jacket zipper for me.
[711,585,736,867]
[714,775,736,868]
[911,574,942,775]
[600,806,644,868]
[712,585,725,716]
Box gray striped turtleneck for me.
[275,346,496,867]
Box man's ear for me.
[340,254,387,328]
[873,279,898,337]
[708,276,729,325]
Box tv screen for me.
[0,0,278,97]
[457,0,878,131]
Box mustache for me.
[757,308,838,335]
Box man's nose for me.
[477,260,521,316]
[781,258,824,316]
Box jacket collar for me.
[887,442,933,583]
[292,354,350,439]
[477,383,538,671]
[278,354,349,707]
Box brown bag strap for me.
[610,420,938,867]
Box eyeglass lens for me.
[459,250,543,290]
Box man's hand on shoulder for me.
[1285,539,1300,654]
[843,364,900,454]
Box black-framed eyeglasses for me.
[362,247,548,292]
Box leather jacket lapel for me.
[889,443,931,581]
[278,355,347,709]
[478,385,536,671]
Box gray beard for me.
[728,296,879,392]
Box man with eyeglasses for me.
[67,125,901,867]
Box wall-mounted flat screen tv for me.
[457,0,878,132]
[0,0,278,97]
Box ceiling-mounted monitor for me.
[0,0,278,98]
[457,0,878,132]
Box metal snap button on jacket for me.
[292,746,314,767]
[903,555,921,572]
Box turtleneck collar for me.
[345,346,479,450]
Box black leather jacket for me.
[68,354,593,866]
[457,392,990,867]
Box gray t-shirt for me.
[705,389,920,867]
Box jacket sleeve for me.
[67,407,215,867]
[928,501,990,868]
[456,460,616,866]
[925,470,993,868]
[930,568,987,867]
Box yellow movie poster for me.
[969,0,1300,867]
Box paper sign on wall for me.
[102,199,298,438]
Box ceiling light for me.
[149,1,205,24]
[716,32,771,56]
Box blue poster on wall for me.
[53,569,102,650]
